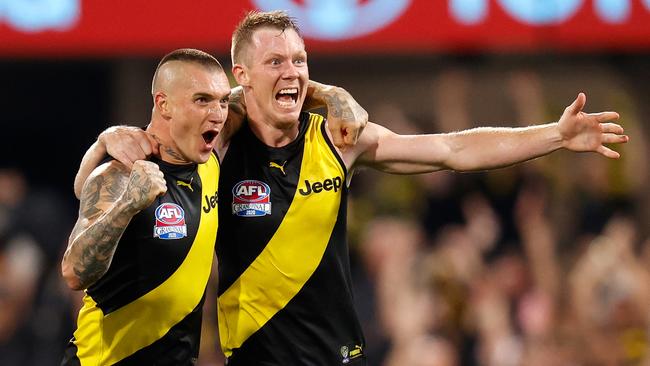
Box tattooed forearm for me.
[320,94,344,119]
[310,83,360,121]
[72,212,132,288]
[64,162,141,290]
[123,169,152,204]
[79,176,103,219]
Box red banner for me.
[1,0,649,57]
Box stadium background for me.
[1,1,649,365]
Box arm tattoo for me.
[67,164,137,289]
[322,94,343,118]
[73,216,130,288]
[318,92,356,121]
[123,169,152,205]
[79,175,103,219]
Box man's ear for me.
[154,92,171,119]
[232,64,249,87]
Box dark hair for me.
[231,10,301,65]
[151,48,223,93]
[157,48,223,70]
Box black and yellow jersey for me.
[217,112,366,365]
[61,153,219,366]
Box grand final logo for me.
[153,203,188,240]
[232,180,272,217]
[252,0,412,40]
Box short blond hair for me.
[231,10,301,66]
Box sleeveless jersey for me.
[61,153,219,366]
[217,112,366,365]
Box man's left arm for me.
[347,93,627,174]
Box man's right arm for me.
[63,160,166,290]
[74,126,158,199]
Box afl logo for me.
[232,180,272,217]
[153,203,187,240]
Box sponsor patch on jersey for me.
[153,202,187,240]
[232,180,272,217]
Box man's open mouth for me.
[202,130,218,144]
[275,88,298,108]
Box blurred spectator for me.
[0,169,76,365]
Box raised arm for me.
[63,160,166,290]
[347,93,627,174]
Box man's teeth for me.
[277,99,296,107]
[277,88,298,108]
[279,88,298,94]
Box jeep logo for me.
[202,190,218,213]
[298,176,343,196]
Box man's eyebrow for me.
[192,92,213,99]
[265,52,284,59]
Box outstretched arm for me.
[347,93,627,174]
[63,160,166,290]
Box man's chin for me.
[274,110,301,127]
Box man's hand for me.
[99,126,159,169]
[559,93,628,158]
[306,81,368,148]
[125,160,167,212]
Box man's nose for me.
[281,62,299,79]
[208,104,226,122]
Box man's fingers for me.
[602,133,629,144]
[146,133,160,155]
[600,122,624,134]
[331,129,345,148]
[343,126,360,146]
[594,112,620,123]
[327,120,345,148]
[114,152,135,169]
[597,145,620,159]
[567,92,586,115]
[139,132,159,156]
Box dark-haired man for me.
[61,48,228,365]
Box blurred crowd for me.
[1,62,648,366]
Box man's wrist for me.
[547,122,564,150]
